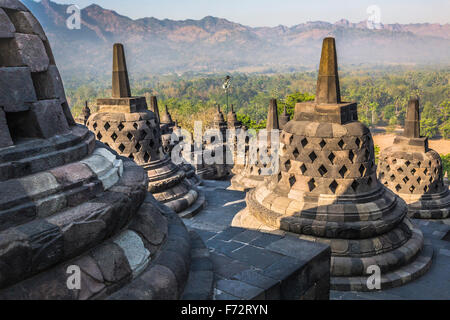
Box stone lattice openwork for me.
[87,43,205,218]
[233,37,433,291]
[378,99,450,219]
[0,1,201,299]
[230,99,281,191]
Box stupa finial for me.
[112,43,131,98]
[404,98,420,138]
[315,37,341,104]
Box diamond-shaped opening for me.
[289,175,296,187]
[390,174,396,182]
[328,152,336,164]
[93,122,98,130]
[309,151,317,162]
[329,180,338,194]
[111,132,118,142]
[135,143,142,152]
[300,164,307,174]
[386,165,391,171]
[409,185,416,193]
[365,148,371,160]
[392,159,397,164]
[301,138,308,148]
[351,180,359,192]
[142,131,147,139]
[405,160,411,167]
[395,184,402,192]
[411,168,416,176]
[146,121,151,127]
[355,138,361,148]
[258,168,262,175]
[133,123,138,130]
[308,178,316,191]
[359,164,366,177]
[128,154,134,160]
[434,168,438,174]
[278,172,282,181]
[349,150,355,163]
[339,165,348,178]
[284,159,291,171]
[338,139,345,149]
[424,168,428,175]
[127,132,133,141]
[424,185,429,192]
[293,148,300,158]
[143,152,150,162]
[417,177,422,184]
[319,139,326,149]
[417,161,421,167]
[397,167,404,174]
[118,123,125,131]
[318,165,328,177]
[96,132,102,140]
[403,176,409,184]
[118,144,125,153]
[104,122,110,131]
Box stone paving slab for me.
[184,180,330,300]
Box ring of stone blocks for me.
[87,112,162,164]
[245,188,408,239]
[0,156,148,291]
[0,193,193,300]
[378,150,445,195]
[0,2,75,148]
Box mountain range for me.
[22,0,450,78]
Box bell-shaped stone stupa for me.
[378,99,450,220]
[230,99,281,191]
[233,37,433,291]
[87,44,205,218]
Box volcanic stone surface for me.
[0,1,197,300]
[378,99,450,220]
[87,44,204,218]
[233,37,433,291]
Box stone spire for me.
[214,105,225,124]
[161,105,174,125]
[227,104,241,128]
[82,101,91,125]
[404,98,420,138]
[315,37,341,104]
[112,43,131,98]
[266,99,279,131]
[279,105,290,129]
[149,96,160,124]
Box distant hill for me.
[23,0,450,78]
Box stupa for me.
[230,99,281,191]
[233,38,433,291]
[0,1,202,300]
[378,99,450,220]
[87,44,205,218]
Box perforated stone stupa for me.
[0,1,201,299]
[87,43,205,218]
[378,99,450,220]
[233,37,433,291]
[230,99,281,191]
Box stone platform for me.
[184,180,331,300]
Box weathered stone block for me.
[14,33,49,72]
[30,99,70,138]
[0,8,14,38]
[0,67,36,112]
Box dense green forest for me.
[66,67,449,138]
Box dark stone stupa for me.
[378,99,450,220]
[87,44,205,218]
[233,37,433,291]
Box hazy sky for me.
[46,0,450,26]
